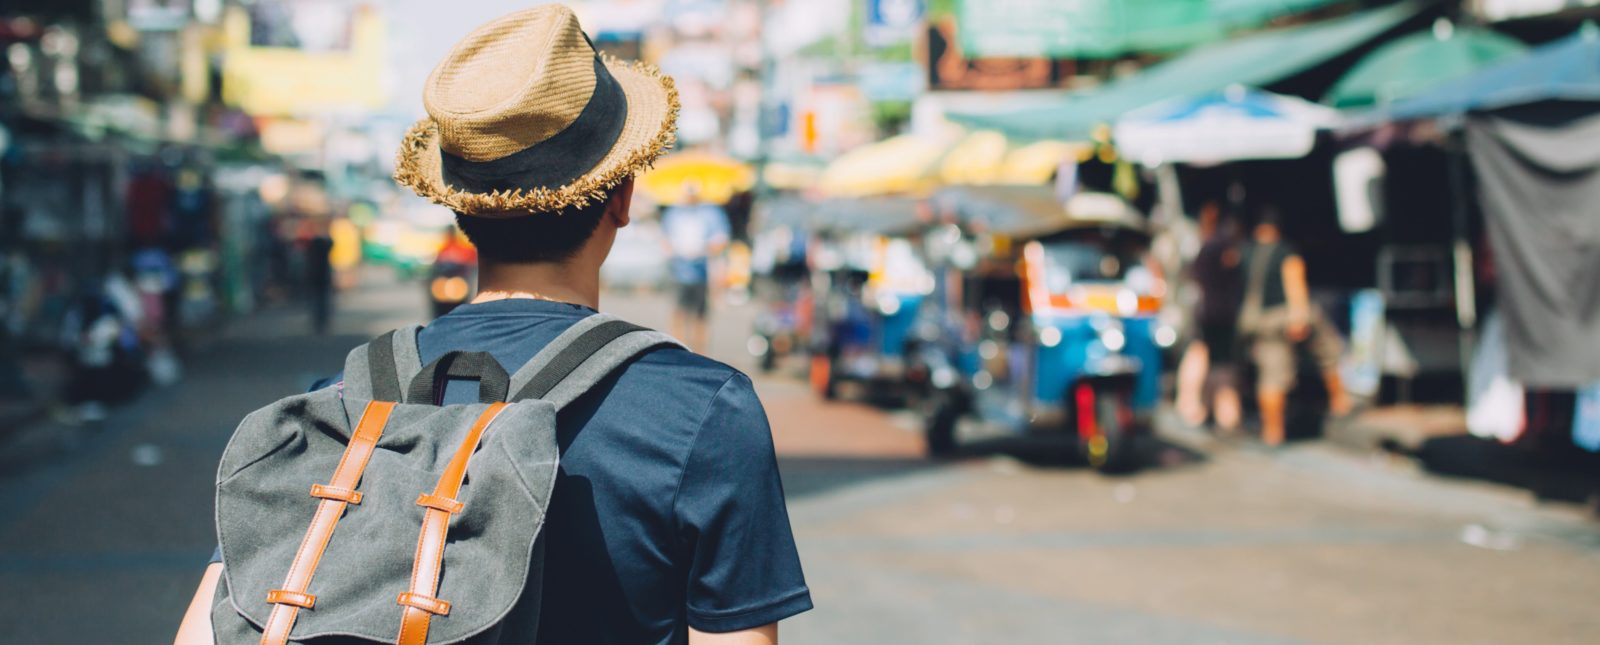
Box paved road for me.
[2,271,1598,644]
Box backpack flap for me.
[214,391,560,644]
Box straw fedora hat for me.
[394,5,679,217]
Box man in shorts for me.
[1238,207,1351,446]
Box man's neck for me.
[472,260,600,309]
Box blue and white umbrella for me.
[1113,86,1341,165]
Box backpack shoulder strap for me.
[341,325,425,402]
[507,314,683,410]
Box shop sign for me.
[925,19,1065,91]
[866,0,925,47]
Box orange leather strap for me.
[396,403,508,645]
[259,400,396,645]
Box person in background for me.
[660,182,729,352]
[1237,206,1351,446]
[1176,202,1244,433]
[301,217,335,335]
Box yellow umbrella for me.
[638,152,755,205]
[818,135,947,198]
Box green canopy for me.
[958,0,1349,59]
[946,1,1420,142]
[1325,23,1529,108]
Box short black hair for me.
[453,187,616,264]
[1253,204,1282,229]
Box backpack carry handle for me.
[407,351,511,405]
[351,326,425,403]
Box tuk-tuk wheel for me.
[1073,382,1137,473]
[925,394,961,458]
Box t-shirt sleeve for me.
[675,373,812,632]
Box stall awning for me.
[1324,23,1529,109]
[1363,25,1600,122]
[1114,87,1342,164]
[818,135,949,198]
[936,186,1144,240]
[946,1,1420,142]
[959,0,1350,60]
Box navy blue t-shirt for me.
[216,299,811,643]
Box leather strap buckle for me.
[415,493,464,514]
[267,589,317,609]
[397,592,451,616]
[310,484,363,505]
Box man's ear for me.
[606,177,635,228]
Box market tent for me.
[938,131,1010,186]
[998,141,1090,185]
[637,152,755,205]
[1324,21,1528,109]
[937,186,1143,240]
[752,195,816,234]
[960,0,1348,60]
[1113,86,1341,164]
[1369,25,1600,121]
[946,1,1420,142]
[817,135,949,198]
[812,197,928,236]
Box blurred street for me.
[3,273,1599,645]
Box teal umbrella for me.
[1326,21,1528,109]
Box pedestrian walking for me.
[176,7,809,645]
[1237,206,1351,446]
[1175,202,1244,433]
[302,218,335,335]
[660,182,730,354]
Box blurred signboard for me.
[958,0,1215,59]
[866,0,926,47]
[926,19,1070,91]
[246,0,354,51]
[220,2,385,117]
[956,0,1342,59]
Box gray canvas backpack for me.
[210,314,679,645]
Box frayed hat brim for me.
[394,56,679,217]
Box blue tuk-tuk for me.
[916,186,1168,471]
[806,197,935,402]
